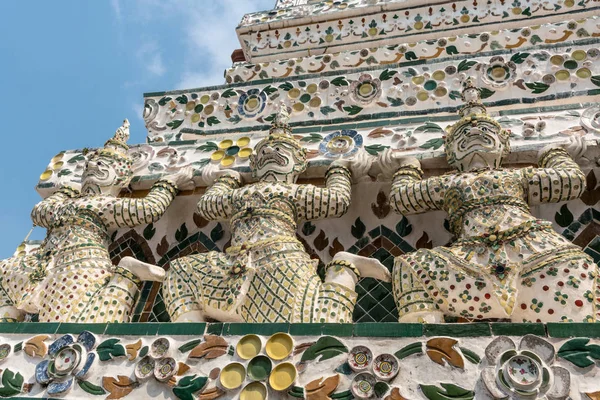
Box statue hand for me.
[330,158,351,169]
[349,149,373,183]
[563,135,587,160]
[538,136,587,162]
[168,166,195,190]
[377,148,420,180]
[202,163,242,186]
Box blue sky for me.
[0,0,273,257]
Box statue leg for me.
[0,255,41,322]
[513,249,599,323]
[74,266,143,323]
[392,251,444,323]
[162,257,207,322]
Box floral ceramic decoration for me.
[350,74,382,105]
[481,335,569,399]
[238,89,267,119]
[211,137,252,167]
[35,331,97,396]
[135,338,178,383]
[348,346,373,372]
[479,56,517,89]
[319,130,363,158]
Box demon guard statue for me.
[0,120,192,322]
[163,106,390,323]
[381,78,598,323]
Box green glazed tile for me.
[354,323,423,337]
[104,323,160,336]
[490,323,546,337]
[12,323,60,335]
[289,324,322,336]
[547,323,600,338]
[226,323,290,336]
[56,323,107,335]
[157,323,206,336]
[424,323,491,337]
[206,323,223,335]
[321,324,353,337]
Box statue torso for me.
[442,169,536,238]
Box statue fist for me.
[377,148,421,180]
[538,136,588,162]
[350,149,373,183]
[168,166,195,190]
[202,163,242,187]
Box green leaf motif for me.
[211,223,224,242]
[173,375,208,400]
[58,170,72,177]
[279,82,294,91]
[12,343,22,353]
[419,138,445,150]
[300,336,348,362]
[300,133,323,143]
[351,217,366,239]
[0,369,24,398]
[420,383,474,400]
[374,382,390,398]
[364,144,390,155]
[178,339,202,354]
[457,60,477,72]
[510,52,530,64]
[175,223,188,242]
[158,96,172,106]
[395,342,423,359]
[479,88,495,99]
[330,390,353,400]
[379,69,398,81]
[591,75,600,87]
[97,339,126,361]
[228,115,242,125]
[555,204,573,227]
[67,154,86,164]
[557,338,600,368]
[343,105,363,115]
[396,216,413,237]
[331,77,349,86]
[175,95,188,104]
[221,88,237,98]
[449,90,462,100]
[525,82,550,94]
[167,119,184,130]
[197,141,219,152]
[334,362,353,375]
[403,68,418,77]
[143,223,156,241]
[446,45,459,55]
[415,122,443,133]
[387,97,404,107]
[206,116,220,126]
[320,106,336,116]
[78,380,106,396]
[289,386,305,398]
[302,222,316,236]
[459,347,481,364]
[262,85,277,96]
[139,346,148,358]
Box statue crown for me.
[258,103,305,155]
[445,78,509,144]
[95,119,133,165]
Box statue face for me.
[81,153,130,195]
[251,140,306,183]
[446,121,507,171]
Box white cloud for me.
[115,0,273,88]
[110,0,122,21]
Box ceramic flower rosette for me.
[219,332,296,399]
[319,130,363,158]
[347,346,399,399]
[481,335,570,399]
[35,331,97,396]
[135,337,178,383]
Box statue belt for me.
[226,235,302,255]
[448,195,529,230]
[455,219,553,247]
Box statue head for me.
[81,119,134,196]
[444,78,510,172]
[249,104,307,183]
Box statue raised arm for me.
[163,107,390,323]
[0,119,192,322]
[382,78,597,324]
